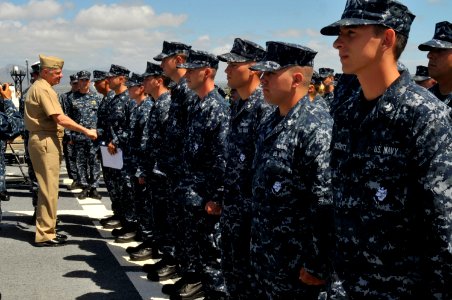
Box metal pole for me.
[25,59,29,88]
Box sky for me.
[0,0,450,83]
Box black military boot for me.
[77,188,90,200]
[0,191,10,201]
[89,188,102,200]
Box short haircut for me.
[374,25,408,60]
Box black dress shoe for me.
[115,231,137,243]
[89,188,102,200]
[130,247,161,261]
[126,241,146,254]
[142,259,167,273]
[35,238,67,247]
[111,227,127,237]
[162,277,187,295]
[103,219,122,229]
[68,181,83,190]
[0,191,10,201]
[56,233,68,240]
[78,188,90,199]
[147,264,179,281]
[100,215,116,226]
[170,282,204,300]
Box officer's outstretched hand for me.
[299,268,326,286]
[0,83,12,99]
[205,201,222,215]
[84,128,98,140]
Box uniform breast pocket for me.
[362,149,410,214]
[265,159,295,201]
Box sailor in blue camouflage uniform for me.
[216,38,272,299]
[60,74,81,190]
[419,21,452,107]
[309,71,331,112]
[321,1,452,299]
[249,41,333,300]
[93,70,121,228]
[66,71,102,200]
[144,41,195,288]
[96,64,131,230]
[171,50,230,300]
[112,72,154,244]
[128,63,171,261]
[319,67,335,107]
[411,65,436,89]
[0,83,24,220]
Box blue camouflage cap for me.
[77,70,91,80]
[249,41,317,72]
[177,50,219,69]
[217,38,266,63]
[319,67,335,78]
[411,65,431,82]
[125,72,144,88]
[93,70,107,82]
[418,21,452,51]
[320,0,415,37]
[143,61,164,77]
[153,41,192,61]
[311,71,323,85]
[106,64,130,78]
[69,74,78,83]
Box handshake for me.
[83,128,98,141]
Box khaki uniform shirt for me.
[24,78,64,135]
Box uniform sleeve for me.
[110,99,128,148]
[0,100,24,140]
[301,117,334,280]
[414,112,452,298]
[41,89,64,117]
[206,106,230,202]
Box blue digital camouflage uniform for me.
[251,95,333,300]
[0,100,24,221]
[176,87,230,294]
[328,71,452,300]
[429,84,452,107]
[139,91,173,251]
[122,93,153,238]
[59,89,79,184]
[97,87,129,222]
[105,89,133,225]
[66,90,101,189]
[156,77,196,267]
[220,87,274,298]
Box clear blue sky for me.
[0,0,450,82]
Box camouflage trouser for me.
[133,176,150,239]
[180,204,225,293]
[63,140,79,183]
[24,131,38,207]
[120,168,137,226]
[101,165,124,219]
[221,202,255,299]
[74,140,101,189]
[147,174,179,258]
[0,140,5,193]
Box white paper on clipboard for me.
[100,146,123,169]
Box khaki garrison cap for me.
[39,54,64,69]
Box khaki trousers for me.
[28,132,63,242]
